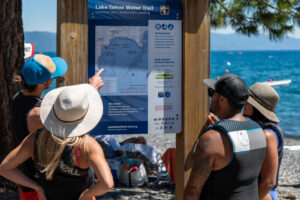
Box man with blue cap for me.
[11,54,68,146]
[9,54,68,199]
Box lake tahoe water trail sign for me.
[88,0,182,135]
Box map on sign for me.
[95,26,148,96]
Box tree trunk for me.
[0,0,24,191]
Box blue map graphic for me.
[98,31,148,96]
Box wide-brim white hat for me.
[40,84,103,138]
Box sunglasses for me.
[208,88,215,97]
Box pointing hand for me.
[89,68,104,90]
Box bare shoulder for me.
[263,129,277,145]
[195,129,224,155]
[27,107,43,133]
[86,136,103,153]
[28,107,40,117]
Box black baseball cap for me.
[203,73,249,105]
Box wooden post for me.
[176,0,210,199]
[57,0,88,86]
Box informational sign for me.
[24,43,34,59]
[88,0,182,135]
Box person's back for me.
[8,54,67,198]
[9,91,41,193]
[0,84,113,200]
[260,122,284,190]
[244,82,284,200]
[184,73,267,200]
[33,130,95,200]
[200,118,266,200]
[10,91,41,147]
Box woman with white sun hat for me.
[0,84,114,200]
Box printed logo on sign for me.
[165,91,171,98]
[155,24,161,30]
[155,105,173,111]
[168,24,174,30]
[24,43,34,59]
[158,91,164,98]
[155,74,174,79]
[162,24,167,30]
[160,5,169,15]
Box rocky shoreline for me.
[1,134,299,200]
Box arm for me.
[27,107,43,133]
[89,68,104,90]
[184,131,216,200]
[0,133,46,199]
[258,129,278,200]
[79,137,114,200]
[184,113,218,171]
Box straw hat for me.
[40,84,103,137]
[247,82,279,123]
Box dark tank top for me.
[34,131,94,200]
[200,118,266,200]
[9,91,41,147]
[261,122,284,189]
[9,91,41,192]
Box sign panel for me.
[24,43,34,59]
[88,0,182,135]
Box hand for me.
[89,68,104,90]
[207,113,218,125]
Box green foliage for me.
[210,0,300,40]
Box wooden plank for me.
[57,0,88,86]
[176,0,210,199]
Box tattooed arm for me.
[184,113,218,171]
[184,130,217,200]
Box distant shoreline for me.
[284,134,300,140]
[211,49,300,52]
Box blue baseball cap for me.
[21,54,68,85]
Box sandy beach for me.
[1,134,299,200]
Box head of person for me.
[37,84,103,180]
[243,82,279,124]
[21,54,68,92]
[203,73,249,119]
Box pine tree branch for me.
[261,0,299,16]
[213,0,254,20]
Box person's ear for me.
[43,81,48,89]
[244,102,253,115]
[219,95,227,104]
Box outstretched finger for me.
[96,68,104,76]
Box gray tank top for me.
[200,118,266,200]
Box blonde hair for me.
[36,129,89,180]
